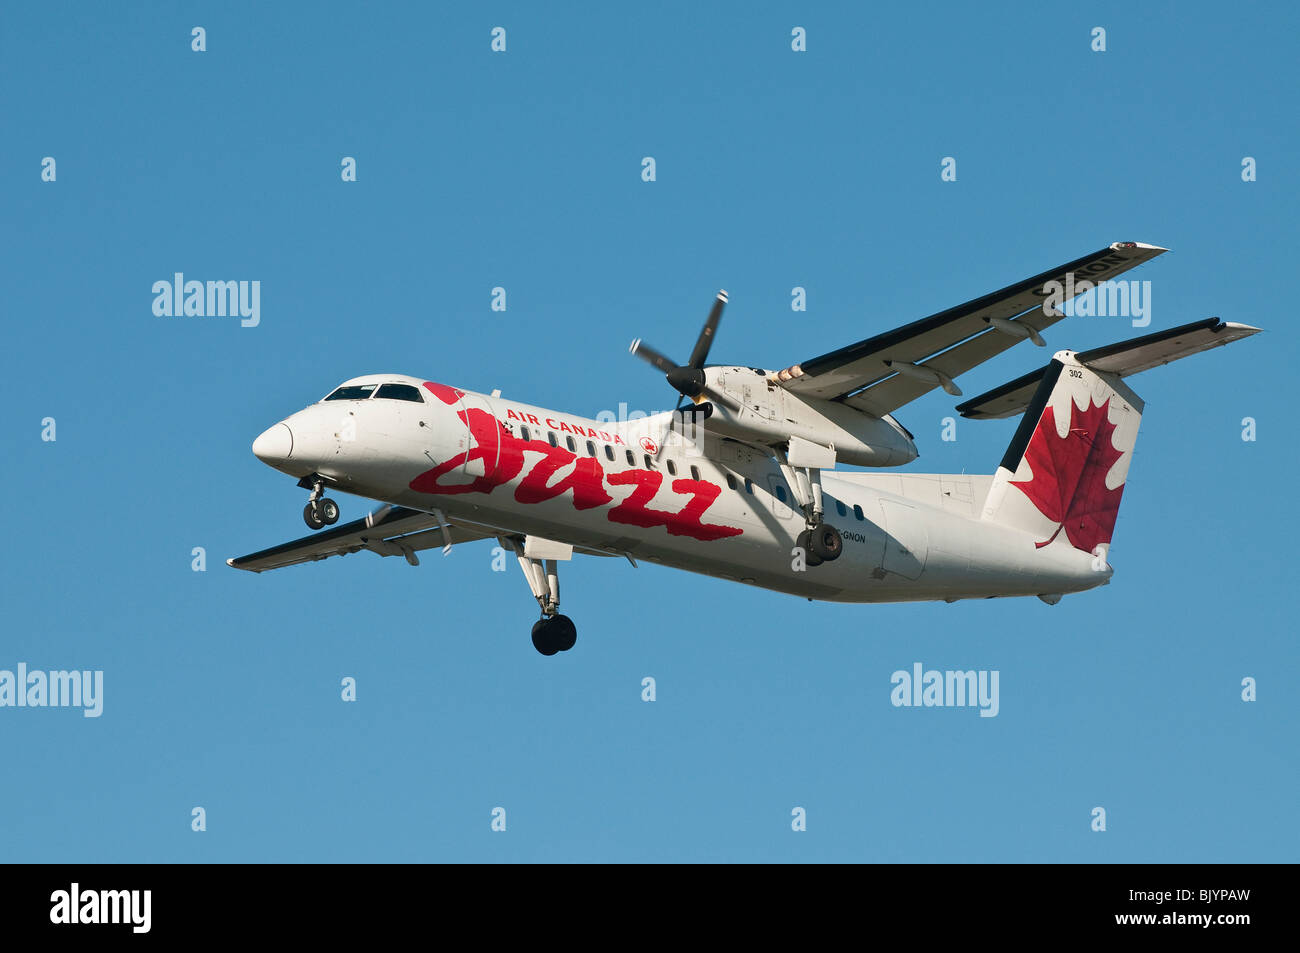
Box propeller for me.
[629,290,728,405]
[629,290,733,455]
[365,504,393,529]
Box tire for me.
[796,529,823,567]
[549,614,577,652]
[531,618,560,656]
[319,498,340,525]
[809,524,843,561]
[303,502,325,530]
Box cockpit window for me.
[374,383,424,402]
[324,384,376,401]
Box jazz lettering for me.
[412,383,743,542]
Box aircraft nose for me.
[252,423,293,464]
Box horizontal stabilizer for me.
[956,318,1260,419]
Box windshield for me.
[324,384,377,401]
[374,383,424,402]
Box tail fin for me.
[967,318,1261,554]
[979,356,1140,554]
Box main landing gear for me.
[301,476,340,530]
[501,536,579,656]
[781,455,843,567]
[531,615,577,657]
[797,522,843,566]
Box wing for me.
[773,242,1167,416]
[227,506,495,572]
[955,318,1262,420]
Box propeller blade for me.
[365,504,393,529]
[629,338,677,375]
[687,290,727,369]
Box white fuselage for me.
[255,375,1107,604]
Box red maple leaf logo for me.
[1009,397,1126,552]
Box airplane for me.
[229,242,1259,655]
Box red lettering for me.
[527,414,540,425]
[410,407,520,495]
[517,449,611,509]
[409,397,743,542]
[607,469,676,528]
[666,479,744,541]
[506,408,519,421]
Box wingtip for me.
[1222,321,1264,335]
[1111,241,1169,254]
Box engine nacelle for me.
[700,366,918,467]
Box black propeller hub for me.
[665,366,706,398]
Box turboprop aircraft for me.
[230,242,1259,655]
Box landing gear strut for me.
[779,451,842,564]
[502,536,579,655]
[301,476,340,530]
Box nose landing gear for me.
[301,476,340,530]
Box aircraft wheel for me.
[531,618,560,656]
[796,530,824,567]
[303,502,325,530]
[809,524,843,562]
[318,498,340,525]
[549,614,577,652]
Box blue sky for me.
[2,1,1295,862]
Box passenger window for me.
[604,445,615,462]
[626,449,636,466]
[744,478,753,495]
[726,473,737,490]
[775,485,787,503]
[521,426,530,442]
[644,454,655,469]
[835,500,847,518]
[566,436,576,452]
[586,440,596,457]
[548,432,558,448]
[666,460,677,476]
[374,383,424,402]
[853,504,864,521]
[690,465,701,481]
